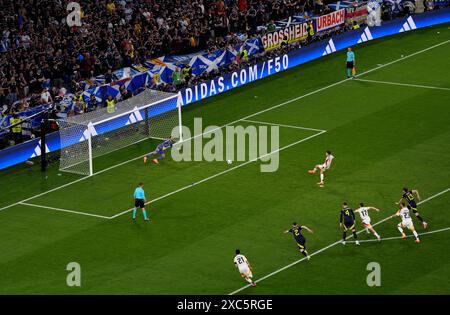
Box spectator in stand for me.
[88,95,99,111]
[267,20,277,33]
[119,86,132,101]
[40,88,53,104]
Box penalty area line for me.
[109,130,327,219]
[19,202,110,219]
[240,119,326,132]
[228,186,450,295]
[345,226,450,243]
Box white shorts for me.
[400,219,413,230]
[362,217,371,226]
[239,265,252,278]
[318,163,328,171]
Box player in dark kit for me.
[397,188,428,229]
[284,222,314,260]
[340,202,360,245]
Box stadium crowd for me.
[0,0,329,116]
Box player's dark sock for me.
[353,232,358,240]
[416,215,424,223]
[157,155,164,161]
[342,232,347,241]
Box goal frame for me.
[59,91,183,176]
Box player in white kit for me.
[233,249,256,286]
[308,150,334,187]
[354,203,381,241]
[392,202,420,243]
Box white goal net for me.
[59,89,181,176]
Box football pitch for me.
[0,24,449,294]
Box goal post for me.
[59,89,182,176]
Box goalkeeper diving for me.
[144,136,176,164]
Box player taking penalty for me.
[143,136,175,165]
[234,250,256,287]
[133,182,149,221]
[308,150,334,187]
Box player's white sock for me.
[320,173,324,182]
[397,226,404,234]
[413,230,419,239]
[374,232,380,239]
[365,228,369,234]
[245,277,253,284]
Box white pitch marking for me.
[345,226,450,243]
[228,187,450,295]
[240,119,326,132]
[355,78,450,91]
[19,202,111,219]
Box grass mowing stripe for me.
[1,39,448,215]
[345,227,450,243]
[109,130,327,219]
[228,186,450,295]
[354,78,450,91]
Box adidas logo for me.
[322,39,336,56]
[79,122,98,142]
[399,16,417,33]
[125,106,144,125]
[30,140,50,158]
[357,27,373,43]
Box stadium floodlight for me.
[58,89,182,176]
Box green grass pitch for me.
[0,24,449,294]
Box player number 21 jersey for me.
[234,254,248,267]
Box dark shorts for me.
[135,199,145,208]
[296,238,306,250]
[346,61,354,69]
[410,206,418,213]
[343,221,355,231]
